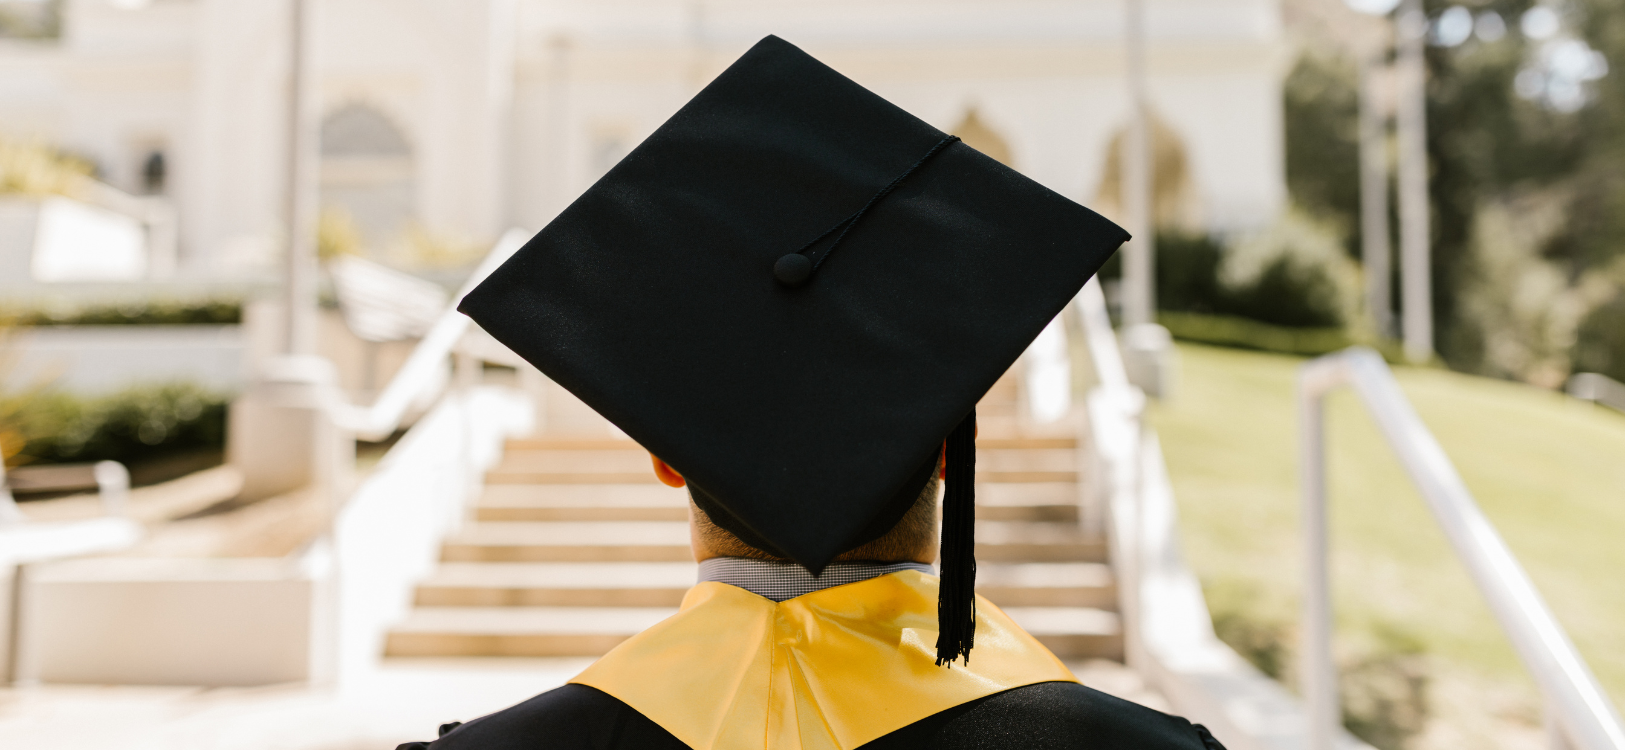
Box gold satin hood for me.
[570,570,1076,750]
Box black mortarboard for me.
[459,35,1126,665]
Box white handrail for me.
[1077,277,1131,392]
[1569,372,1625,414]
[1299,347,1625,750]
[334,228,529,440]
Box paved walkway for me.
[0,659,1164,750]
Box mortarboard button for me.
[774,253,812,287]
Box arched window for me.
[1093,115,1201,230]
[319,103,415,254]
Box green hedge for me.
[1,383,229,468]
[1159,311,1405,362]
[1,299,242,327]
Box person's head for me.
[651,453,940,566]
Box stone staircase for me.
[386,377,1122,662]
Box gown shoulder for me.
[859,680,1226,750]
[396,680,1225,750]
[395,683,687,750]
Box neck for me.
[697,557,936,602]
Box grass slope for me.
[1149,343,1625,725]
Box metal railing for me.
[1568,372,1625,415]
[2,453,142,683]
[1300,347,1625,750]
[333,228,529,441]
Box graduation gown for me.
[398,571,1225,750]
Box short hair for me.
[690,468,940,564]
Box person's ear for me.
[651,454,687,488]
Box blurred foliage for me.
[1,299,242,326]
[318,208,364,261]
[1280,0,1625,386]
[0,135,92,196]
[1573,282,1625,382]
[0,0,60,40]
[1284,53,1362,256]
[1220,208,1362,328]
[1206,581,1431,750]
[403,223,486,269]
[0,382,229,468]
[1341,626,1432,750]
[1160,312,1356,357]
[1102,223,1355,331]
[1132,213,1362,356]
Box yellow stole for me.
[570,570,1077,750]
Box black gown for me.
[398,680,1226,749]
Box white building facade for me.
[0,0,1288,277]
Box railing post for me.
[1300,363,1338,750]
[93,461,130,518]
[5,563,37,686]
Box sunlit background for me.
[1,1,1622,749]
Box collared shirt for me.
[697,557,936,602]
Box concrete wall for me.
[0,0,1285,277]
[22,557,320,686]
[0,309,421,399]
[1,325,243,394]
[332,385,532,680]
[9,384,529,687]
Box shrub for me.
[1101,210,1361,337]
[0,137,89,196]
[0,382,229,468]
[1219,207,1360,329]
[1570,282,1625,384]
[1159,312,1357,358]
[1340,628,1431,750]
[1204,581,1431,750]
[0,299,242,326]
[1155,231,1228,315]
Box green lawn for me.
[1148,343,1625,728]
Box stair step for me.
[1002,606,1124,660]
[505,438,644,451]
[442,522,694,562]
[486,471,661,485]
[477,484,690,521]
[494,450,653,473]
[477,505,690,522]
[385,606,675,657]
[976,504,1077,522]
[403,396,1121,663]
[486,450,659,485]
[976,482,1077,506]
[976,437,1077,449]
[415,562,697,607]
[977,563,1116,608]
[976,522,1106,562]
[975,449,1078,473]
[480,484,689,506]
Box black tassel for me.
[935,407,977,667]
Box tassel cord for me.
[790,135,962,274]
[935,407,977,666]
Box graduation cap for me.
[459,35,1126,666]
